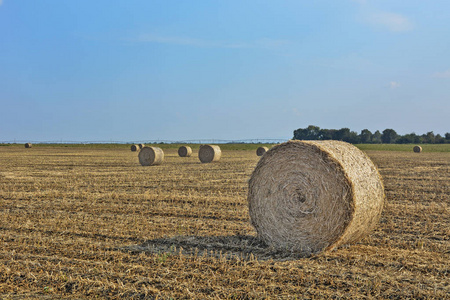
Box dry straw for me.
[24,143,32,148]
[256,146,269,156]
[413,145,422,153]
[248,140,385,255]
[178,146,192,157]
[139,144,145,149]
[138,146,164,166]
[130,145,139,152]
[198,145,221,163]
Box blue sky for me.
[1,0,449,142]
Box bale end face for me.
[139,144,145,149]
[248,140,385,255]
[256,146,269,156]
[178,146,192,157]
[198,145,221,163]
[413,145,422,153]
[138,146,164,166]
[24,143,32,148]
[131,145,139,152]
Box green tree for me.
[293,128,308,140]
[293,125,321,140]
[346,131,360,144]
[305,125,321,140]
[422,131,435,143]
[359,129,372,143]
[381,129,398,143]
[397,133,421,144]
[435,134,445,144]
[319,129,335,140]
[333,128,350,141]
[294,126,447,144]
[372,130,382,143]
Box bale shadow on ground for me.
[119,235,312,262]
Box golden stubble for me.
[0,146,448,299]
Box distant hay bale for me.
[413,145,422,153]
[248,140,385,255]
[138,146,164,166]
[24,143,32,148]
[198,145,221,163]
[139,144,145,149]
[178,146,192,157]
[130,145,139,152]
[256,146,269,156]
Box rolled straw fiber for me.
[138,146,164,166]
[24,143,32,148]
[256,146,269,156]
[198,145,221,163]
[413,145,422,153]
[131,144,139,152]
[248,140,385,254]
[178,146,192,157]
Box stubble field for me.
[0,144,448,299]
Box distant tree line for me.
[293,125,450,144]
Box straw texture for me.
[131,145,139,152]
[178,146,192,157]
[198,145,221,163]
[256,146,269,156]
[138,146,164,166]
[413,145,422,153]
[248,140,385,255]
[24,143,32,148]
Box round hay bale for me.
[248,140,385,255]
[198,145,221,163]
[138,146,164,166]
[256,146,269,156]
[413,145,422,153]
[178,146,192,157]
[24,143,32,148]
[130,144,139,152]
[139,144,145,149]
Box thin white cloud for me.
[316,53,378,71]
[292,108,302,117]
[368,12,413,32]
[352,1,414,33]
[134,34,289,49]
[389,81,400,89]
[433,70,450,78]
[255,38,291,49]
[351,0,367,4]
[137,34,213,47]
[0,0,3,6]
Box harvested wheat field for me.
[0,144,448,299]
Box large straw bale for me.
[178,146,192,157]
[413,145,422,153]
[198,145,221,163]
[131,145,139,152]
[248,140,385,255]
[256,146,269,156]
[138,146,164,166]
[24,143,32,148]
